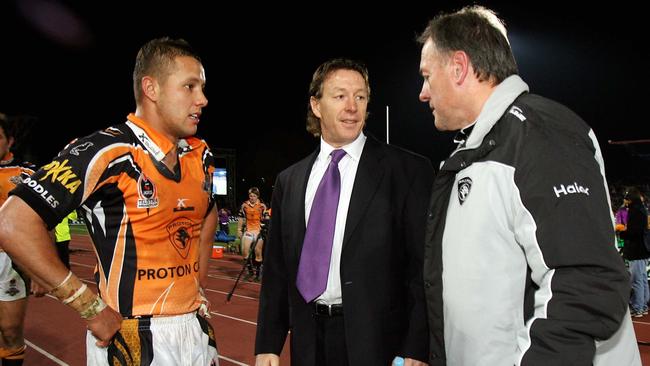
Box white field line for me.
[217,354,249,366]
[25,339,69,365]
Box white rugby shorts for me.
[87,311,218,366]
[0,252,27,301]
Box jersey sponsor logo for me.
[137,132,163,159]
[126,121,166,160]
[23,177,60,208]
[508,106,526,121]
[167,217,194,258]
[137,174,159,208]
[553,182,590,198]
[173,198,195,212]
[137,261,199,280]
[69,142,94,156]
[40,159,82,194]
[458,177,473,205]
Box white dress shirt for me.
[304,132,366,305]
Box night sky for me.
[1,1,647,203]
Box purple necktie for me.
[296,149,347,303]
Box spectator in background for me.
[620,187,650,317]
[615,194,630,250]
[0,112,35,365]
[54,211,78,269]
[219,207,231,234]
[615,195,630,230]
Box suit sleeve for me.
[255,174,290,355]
[513,126,629,365]
[400,157,434,361]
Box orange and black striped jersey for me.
[11,114,215,317]
[239,201,267,232]
[0,152,34,206]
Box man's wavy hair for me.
[417,5,518,84]
[306,58,370,137]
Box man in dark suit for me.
[255,58,432,366]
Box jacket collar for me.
[452,75,529,156]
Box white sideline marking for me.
[205,287,258,301]
[207,273,261,287]
[25,339,69,365]
[211,311,257,326]
[218,354,249,365]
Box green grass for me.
[69,224,89,235]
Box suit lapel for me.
[293,149,319,260]
[342,136,385,247]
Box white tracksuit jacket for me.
[424,75,640,366]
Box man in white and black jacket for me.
[417,6,640,366]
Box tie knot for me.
[330,149,346,164]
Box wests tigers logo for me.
[167,217,195,259]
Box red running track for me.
[19,234,650,365]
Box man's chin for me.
[182,127,198,138]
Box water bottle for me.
[392,356,404,366]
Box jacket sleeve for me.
[512,125,629,365]
[255,174,290,355]
[400,157,434,361]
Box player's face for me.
[249,193,259,204]
[311,69,368,148]
[0,127,14,159]
[157,56,208,140]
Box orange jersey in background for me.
[240,201,266,232]
[0,152,34,206]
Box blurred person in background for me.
[620,187,650,318]
[0,113,35,365]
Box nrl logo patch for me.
[457,177,473,205]
[5,279,19,297]
[9,175,22,185]
[137,174,159,208]
[167,217,195,258]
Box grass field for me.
[69,224,89,235]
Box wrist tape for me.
[50,271,107,319]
